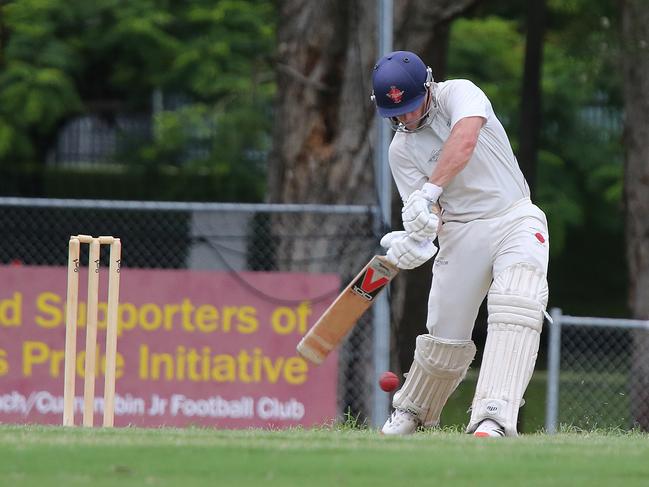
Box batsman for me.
[372,51,549,437]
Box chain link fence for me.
[0,197,383,424]
[546,308,649,432]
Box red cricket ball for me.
[379,371,399,392]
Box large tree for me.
[267,0,479,205]
[621,0,649,430]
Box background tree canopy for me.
[0,0,276,200]
[445,0,625,315]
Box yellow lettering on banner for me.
[212,354,236,381]
[50,348,65,376]
[35,292,61,328]
[237,306,258,334]
[0,349,8,376]
[262,355,284,383]
[176,346,186,380]
[23,341,49,376]
[97,302,107,328]
[164,303,180,330]
[151,351,174,380]
[111,353,125,380]
[118,303,138,335]
[141,303,163,331]
[271,302,312,335]
[23,340,124,379]
[31,294,262,337]
[0,292,22,327]
[187,348,202,381]
[196,305,217,332]
[237,350,252,382]
[220,306,233,332]
[296,301,311,334]
[75,351,87,377]
[271,306,295,334]
[137,345,311,385]
[283,357,308,384]
[139,344,149,379]
[251,348,262,381]
[77,302,87,327]
[201,347,211,381]
[180,299,195,332]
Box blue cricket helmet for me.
[371,51,431,118]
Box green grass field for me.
[2,424,648,487]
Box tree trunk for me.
[621,0,649,430]
[268,0,374,205]
[518,0,546,197]
[268,0,481,206]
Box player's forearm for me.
[428,139,474,187]
[429,116,483,187]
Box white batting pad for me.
[467,263,549,436]
[393,334,476,427]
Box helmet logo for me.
[386,86,404,104]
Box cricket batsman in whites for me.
[372,51,550,437]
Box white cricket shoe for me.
[381,409,419,435]
[473,419,506,438]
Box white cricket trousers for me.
[426,197,549,340]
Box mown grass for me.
[1,423,648,487]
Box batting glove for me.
[402,182,442,242]
[380,231,438,270]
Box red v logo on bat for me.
[360,268,389,293]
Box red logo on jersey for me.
[386,86,404,104]
[359,268,389,293]
[535,232,545,244]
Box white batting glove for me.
[380,231,438,270]
[402,182,442,242]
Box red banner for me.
[0,266,340,428]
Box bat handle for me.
[376,255,398,271]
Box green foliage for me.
[446,1,626,314]
[447,17,524,124]
[169,1,275,100]
[0,62,82,128]
[447,7,623,258]
[0,0,275,201]
[536,150,584,252]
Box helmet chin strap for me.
[389,81,439,133]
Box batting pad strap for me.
[467,263,548,436]
[487,263,548,329]
[393,334,476,426]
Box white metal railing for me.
[545,307,649,433]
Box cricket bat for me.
[296,255,399,365]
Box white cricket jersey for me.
[388,79,530,223]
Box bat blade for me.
[297,255,398,365]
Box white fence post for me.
[545,307,562,434]
[372,0,394,430]
[544,310,649,434]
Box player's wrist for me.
[421,182,443,202]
